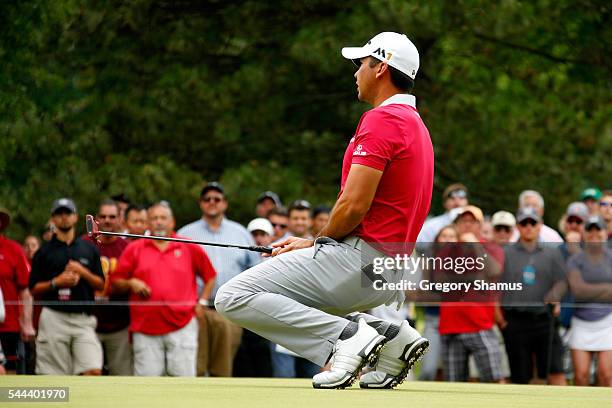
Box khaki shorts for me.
[133,317,198,377]
[97,327,133,375]
[197,309,242,376]
[36,307,103,375]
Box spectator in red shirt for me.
[438,205,505,383]
[0,208,35,374]
[111,202,216,376]
[83,199,132,375]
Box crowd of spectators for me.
[0,182,610,387]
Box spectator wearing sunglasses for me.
[178,182,261,377]
[82,199,131,375]
[511,190,563,244]
[561,202,589,257]
[499,206,567,385]
[267,207,290,242]
[566,215,612,386]
[491,211,516,245]
[599,191,612,242]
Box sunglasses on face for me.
[202,196,223,203]
[271,223,287,229]
[518,219,538,227]
[600,201,612,208]
[566,217,583,225]
[585,225,603,232]
[494,225,511,233]
[52,209,74,216]
[447,189,467,199]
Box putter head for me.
[85,214,100,239]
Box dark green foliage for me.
[1,0,610,240]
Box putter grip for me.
[252,246,273,254]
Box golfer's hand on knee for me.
[270,237,314,257]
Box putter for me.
[85,214,273,254]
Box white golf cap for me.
[247,218,273,236]
[491,211,516,228]
[341,32,420,79]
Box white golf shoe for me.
[359,320,429,389]
[312,318,387,389]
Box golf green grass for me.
[1,376,610,408]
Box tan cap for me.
[456,205,484,223]
[491,211,516,228]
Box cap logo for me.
[373,48,386,58]
[386,52,393,60]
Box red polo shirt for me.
[341,95,434,249]
[112,235,216,335]
[0,236,30,333]
[438,240,504,335]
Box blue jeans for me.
[270,343,320,378]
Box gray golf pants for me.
[215,237,404,366]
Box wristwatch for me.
[198,298,211,307]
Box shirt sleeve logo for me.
[353,144,367,156]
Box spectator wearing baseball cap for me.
[256,191,282,218]
[564,202,589,235]
[417,183,468,252]
[556,202,590,334]
[437,205,505,383]
[599,190,612,242]
[491,211,516,245]
[0,208,35,374]
[566,214,612,386]
[580,187,602,216]
[29,198,105,375]
[247,218,274,247]
[178,182,261,376]
[511,190,563,244]
[499,206,567,385]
